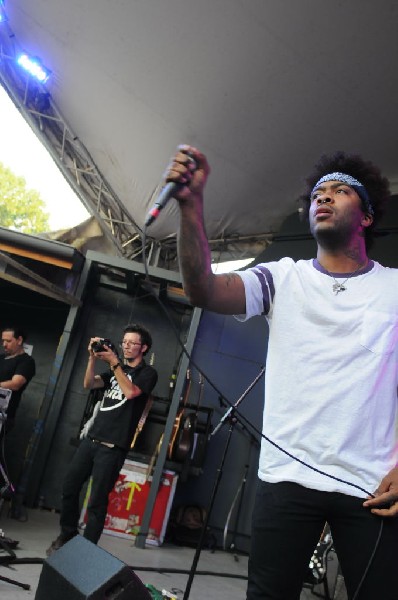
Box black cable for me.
[129,565,247,580]
[352,519,384,600]
[141,227,260,431]
[5,557,244,578]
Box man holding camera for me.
[46,323,157,555]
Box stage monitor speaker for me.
[35,535,151,600]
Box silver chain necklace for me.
[315,201,368,294]
[324,261,367,295]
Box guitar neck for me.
[167,369,192,459]
[193,373,205,412]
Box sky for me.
[0,84,90,231]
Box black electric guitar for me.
[305,523,333,585]
[173,372,204,462]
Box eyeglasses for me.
[119,340,142,347]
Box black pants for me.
[60,438,126,544]
[247,480,398,600]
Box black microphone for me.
[144,153,196,227]
[144,181,182,227]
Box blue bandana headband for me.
[311,172,374,216]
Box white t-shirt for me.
[236,258,398,498]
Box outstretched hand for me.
[363,466,398,517]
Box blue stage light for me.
[17,53,51,83]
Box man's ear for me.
[17,336,24,346]
[361,213,373,228]
[141,344,148,355]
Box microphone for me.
[144,153,196,227]
[144,181,182,227]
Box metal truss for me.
[0,21,158,262]
[0,20,273,270]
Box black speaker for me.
[35,535,151,599]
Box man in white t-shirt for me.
[163,145,398,599]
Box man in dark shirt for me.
[0,327,36,522]
[0,326,36,429]
[46,323,158,555]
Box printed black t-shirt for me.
[89,360,158,451]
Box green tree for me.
[0,161,50,233]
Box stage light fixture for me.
[0,7,7,23]
[17,53,51,83]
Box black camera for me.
[90,338,117,353]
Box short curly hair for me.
[123,323,152,355]
[299,151,391,250]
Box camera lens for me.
[91,341,104,352]
[91,339,116,353]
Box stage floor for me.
[0,506,342,599]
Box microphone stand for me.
[182,366,265,600]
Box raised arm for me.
[166,145,247,315]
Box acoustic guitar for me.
[167,369,191,460]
